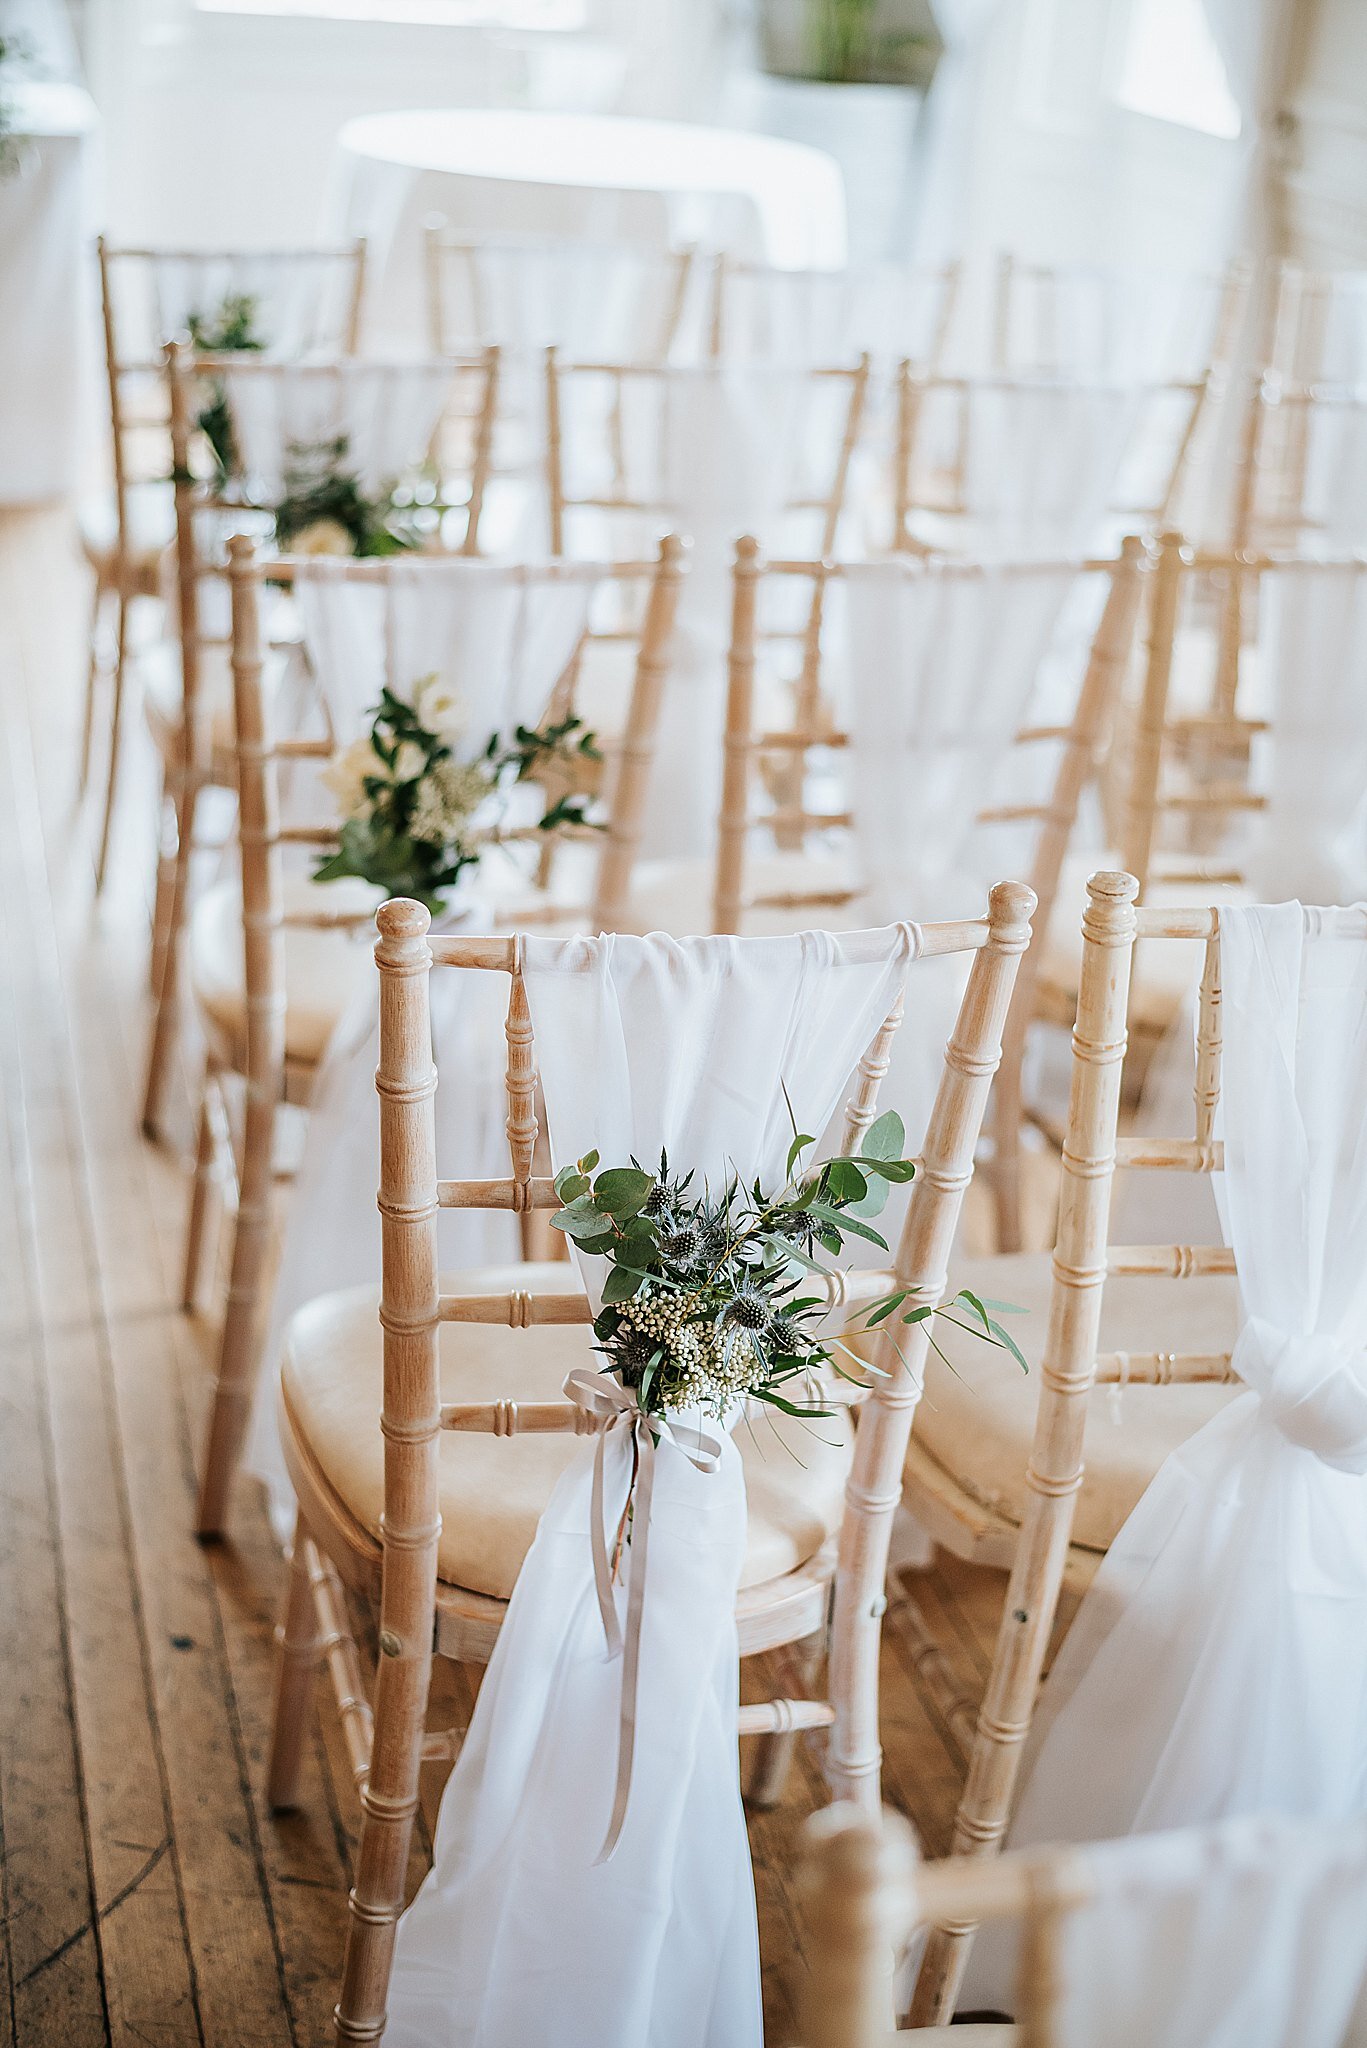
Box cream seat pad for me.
[190,871,382,1067]
[281,1265,854,1599]
[885,1252,1242,1554]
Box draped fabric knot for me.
[561,1367,725,1862]
[1233,1316,1367,1476]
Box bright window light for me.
[1115,0,1242,139]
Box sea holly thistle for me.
[315,677,602,915]
[550,1110,1025,1425]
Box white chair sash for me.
[146,252,358,359]
[383,925,915,2048]
[965,903,1367,2013]
[219,360,454,499]
[1248,561,1367,904]
[1050,1816,1367,2048]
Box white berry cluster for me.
[614,1289,766,1417]
[408,755,492,844]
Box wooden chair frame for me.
[84,236,368,891]
[803,1803,1084,2048]
[714,536,1147,1252]
[906,872,1367,2024]
[189,530,686,1535]
[1229,372,1366,561]
[266,877,1035,2042]
[422,224,698,365]
[141,339,501,1141]
[890,368,1210,557]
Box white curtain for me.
[244,562,600,1541]
[967,903,1367,2009]
[219,360,454,498]
[384,925,915,2048]
[908,0,1010,268]
[1048,1816,1367,2048]
[1248,562,1367,904]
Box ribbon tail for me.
[589,1422,624,1660]
[595,1419,655,1865]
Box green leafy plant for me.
[186,292,266,482]
[550,1110,1026,1425]
[273,436,455,558]
[315,678,602,915]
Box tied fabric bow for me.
[1233,1317,1367,1475]
[563,1367,726,1862]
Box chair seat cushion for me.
[78,480,176,574]
[281,1266,855,1600]
[189,872,382,1068]
[892,1252,1242,1554]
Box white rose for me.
[321,736,379,819]
[392,740,427,784]
[413,674,466,741]
[291,518,355,558]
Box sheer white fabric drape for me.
[245,562,601,1538]
[446,238,690,363]
[1248,561,1367,904]
[219,361,454,499]
[970,904,1367,2015]
[384,926,915,2048]
[1048,1816,1367,2048]
[144,253,359,360]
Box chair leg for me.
[181,1075,222,1315]
[745,1631,824,1811]
[94,591,130,892]
[268,1515,325,1813]
[142,772,198,1142]
[196,1060,275,1538]
[78,582,106,798]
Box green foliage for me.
[313,683,604,915]
[0,36,26,180]
[549,1120,1025,1425]
[185,292,266,483]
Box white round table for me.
[0,80,98,504]
[328,107,847,349]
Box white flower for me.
[321,736,380,819]
[290,518,354,558]
[413,673,466,742]
[392,740,427,784]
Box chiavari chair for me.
[422,225,699,365]
[544,349,871,562]
[188,530,686,1537]
[1228,375,1367,558]
[140,341,494,1140]
[264,878,1035,2042]
[890,370,1209,558]
[894,873,1367,2024]
[83,236,368,889]
[704,254,961,373]
[1263,260,1367,387]
[801,1804,1367,2047]
[989,253,1248,382]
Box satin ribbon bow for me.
[562,1367,725,1863]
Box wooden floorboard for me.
[0,504,1040,2045]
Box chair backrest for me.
[704,255,960,373]
[223,530,686,1062]
[712,539,1145,951]
[1115,537,1367,903]
[909,871,1367,2023]
[990,254,1249,382]
[544,352,871,561]
[890,370,1199,555]
[803,1804,1367,2048]
[96,236,368,546]
[1230,375,1367,554]
[422,227,699,365]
